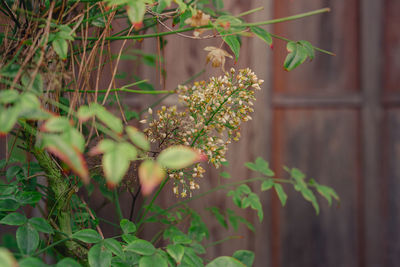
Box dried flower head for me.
[204,46,233,71]
[185,10,211,37]
[144,68,263,197]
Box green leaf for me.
[41,117,72,132]
[182,247,203,266]
[88,244,112,267]
[300,187,320,214]
[125,239,156,256]
[206,256,246,267]
[91,103,123,134]
[236,184,251,195]
[157,145,202,169]
[139,253,168,267]
[0,199,20,211]
[60,128,85,152]
[219,171,231,179]
[0,213,27,226]
[0,90,19,104]
[242,193,263,222]
[0,63,20,77]
[28,218,54,234]
[16,191,42,205]
[290,168,305,180]
[21,73,43,93]
[232,250,255,267]
[102,142,137,186]
[222,35,240,61]
[17,224,39,255]
[310,179,339,205]
[52,38,68,60]
[250,26,272,47]
[172,234,192,245]
[120,219,136,234]
[190,242,206,255]
[212,0,224,9]
[56,258,82,267]
[18,257,45,267]
[298,40,314,60]
[127,1,146,24]
[274,184,287,206]
[207,207,227,229]
[0,106,19,134]
[174,0,187,12]
[104,238,125,260]
[284,41,309,71]
[77,105,96,121]
[261,179,274,191]
[237,216,255,232]
[245,157,274,176]
[0,248,17,267]
[156,0,172,13]
[41,134,89,183]
[72,229,102,243]
[121,234,136,244]
[166,244,184,264]
[138,160,166,196]
[6,165,23,182]
[126,126,150,151]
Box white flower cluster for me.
[144,68,263,197]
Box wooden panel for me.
[272,109,360,267]
[273,0,359,96]
[382,109,400,266]
[383,0,400,92]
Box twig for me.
[81,197,104,239]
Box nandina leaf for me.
[206,256,246,267]
[138,160,165,196]
[41,117,72,132]
[127,1,146,24]
[157,146,205,170]
[102,142,137,186]
[0,248,17,267]
[222,35,240,61]
[0,90,19,104]
[232,250,255,267]
[91,103,123,134]
[125,239,156,255]
[77,105,96,122]
[167,244,185,264]
[42,134,89,183]
[250,26,272,47]
[72,229,102,243]
[274,183,287,206]
[88,244,112,267]
[139,253,168,267]
[0,106,19,135]
[52,38,68,60]
[126,126,150,151]
[17,224,39,255]
[284,41,315,71]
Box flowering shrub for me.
[144,68,262,196]
[0,0,337,266]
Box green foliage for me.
[232,250,255,267]
[72,229,103,243]
[0,1,334,266]
[284,41,315,71]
